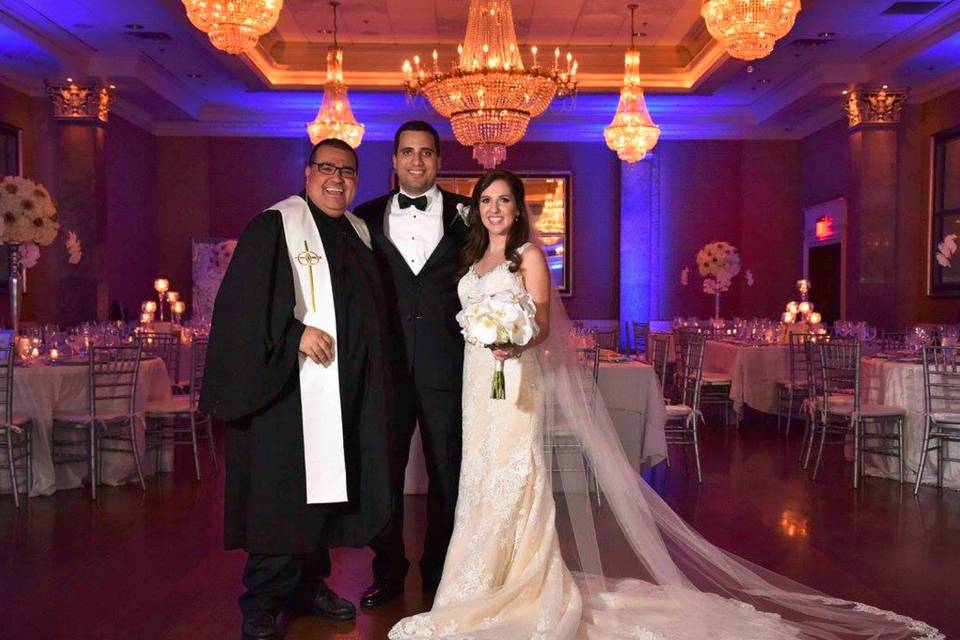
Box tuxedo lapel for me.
[420,190,466,274]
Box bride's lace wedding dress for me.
[390,245,941,640]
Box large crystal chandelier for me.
[182,0,282,55]
[307,2,364,148]
[604,4,660,163]
[402,0,578,168]
[701,0,801,61]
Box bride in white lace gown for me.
[390,171,940,640]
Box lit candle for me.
[166,291,180,303]
[808,312,822,325]
[49,348,59,361]
[154,278,170,294]
[798,301,812,315]
[143,301,157,313]
[531,45,538,67]
[172,301,186,315]
[786,301,799,315]
[30,347,39,358]
[782,312,795,323]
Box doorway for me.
[808,243,841,324]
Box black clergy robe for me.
[199,193,393,555]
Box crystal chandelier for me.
[402,0,577,168]
[182,0,282,55]
[604,4,660,163]
[307,2,364,148]
[701,0,801,61]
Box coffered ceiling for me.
[1,0,960,142]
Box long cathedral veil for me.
[536,245,941,639]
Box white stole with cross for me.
[273,195,371,504]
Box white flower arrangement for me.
[456,290,538,398]
[0,176,59,246]
[695,241,741,293]
[935,233,957,268]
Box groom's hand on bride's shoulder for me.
[300,326,335,366]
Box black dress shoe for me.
[312,580,356,621]
[241,612,279,640]
[360,578,404,608]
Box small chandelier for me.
[182,0,282,55]
[307,2,364,148]
[402,0,577,168]
[604,4,660,163]
[536,180,565,246]
[701,0,801,61]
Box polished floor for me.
[2,416,958,640]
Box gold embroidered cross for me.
[296,240,321,311]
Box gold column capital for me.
[45,81,114,123]
[842,85,908,129]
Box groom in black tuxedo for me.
[353,121,471,606]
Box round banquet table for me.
[703,341,790,415]
[857,357,959,489]
[0,357,173,498]
[402,358,668,494]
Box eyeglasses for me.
[310,161,357,179]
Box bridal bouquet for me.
[457,290,538,399]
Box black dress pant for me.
[370,380,461,589]
[239,547,331,618]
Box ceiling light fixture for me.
[402,0,577,168]
[603,4,660,163]
[701,0,802,61]
[306,1,364,148]
[182,0,282,55]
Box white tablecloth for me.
[403,359,668,494]
[703,341,790,415]
[1,357,173,497]
[858,357,959,489]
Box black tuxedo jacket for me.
[354,188,472,390]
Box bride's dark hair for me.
[458,169,531,279]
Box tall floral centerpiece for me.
[0,176,59,336]
[695,241,741,320]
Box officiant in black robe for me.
[200,139,393,640]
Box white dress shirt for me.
[387,185,444,275]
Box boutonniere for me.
[454,203,470,227]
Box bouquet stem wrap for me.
[491,358,506,399]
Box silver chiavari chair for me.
[648,333,672,401]
[145,337,217,480]
[139,330,182,394]
[776,332,812,435]
[664,332,705,482]
[807,340,906,488]
[0,331,33,507]
[914,345,960,494]
[592,327,620,352]
[52,343,145,500]
[544,342,602,506]
[674,328,736,427]
[631,321,650,356]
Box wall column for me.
[47,82,113,325]
[842,86,907,326]
[619,154,662,332]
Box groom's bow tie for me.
[398,193,428,211]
